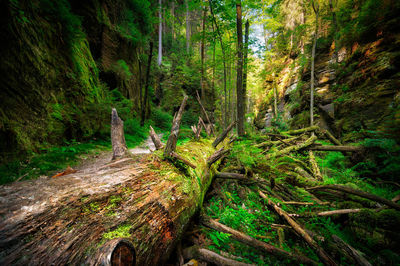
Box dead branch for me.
[213,120,236,148]
[307,185,400,211]
[196,90,215,136]
[215,172,247,181]
[207,148,230,166]
[149,125,164,150]
[282,126,319,135]
[331,235,372,266]
[309,151,323,180]
[170,151,197,169]
[308,145,363,152]
[266,135,317,159]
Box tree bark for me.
[215,172,247,181]
[309,151,323,180]
[111,108,128,160]
[331,235,372,266]
[0,140,224,265]
[266,135,317,159]
[307,185,400,211]
[308,145,363,152]
[186,0,190,53]
[207,148,229,166]
[283,125,319,135]
[164,95,188,157]
[200,5,207,101]
[183,245,254,266]
[212,120,236,148]
[236,1,244,136]
[201,216,317,265]
[243,20,249,116]
[158,0,162,66]
[141,41,154,126]
[149,125,164,150]
[310,0,319,127]
[259,191,337,266]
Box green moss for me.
[102,223,132,240]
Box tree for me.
[200,3,207,101]
[236,0,244,136]
[243,20,250,116]
[141,41,154,126]
[310,0,319,128]
[158,0,162,66]
[186,0,190,53]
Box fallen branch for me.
[170,151,197,169]
[320,129,342,146]
[196,90,215,136]
[307,185,400,211]
[201,216,317,265]
[164,95,188,157]
[183,245,254,266]
[266,135,318,159]
[289,209,361,218]
[309,151,323,181]
[331,235,372,266]
[282,201,330,206]
[259,191,337,266]
[207,148,230,166]
[282,126,319,135]
[149,126,164,150]
[308,145,363,152]
[213,120,236,148]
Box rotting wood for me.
[215,172,247,181]
[308,145,363,152]
[170,151,197,169]
[266,135,317,159]
[282,126,319,135]
[196,90,215,136]
[259,191,337,266]
[307,185,400,211]
[207,148,230,166]
[213,120,236,148]
[331,235,372,266]
[149,125,164,150]
[201,216,318,265]
[91,238,136,266]
[0,139,224,265]
[164,95,188,157]
[294,166,316,181]
[111,108,129,160]
[183,245,254,266]
[321,129,342,146]
[309,151,323,180]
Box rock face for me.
[0,0,150,159]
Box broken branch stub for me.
[164,95,188,157]
[170,151,196,169]
[111,108,128,160]
[207,148,229,166]
[149,126,164,150]
[212,120,236,148]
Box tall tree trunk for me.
[236,1,244,136]
[274,84,278,118]
[141,41,154,126]
[201,4,207,101]
[186,0,190,54]
[158,0,162,66]
[243,20,249,118]
[329,0,338,63]
[209,0,227,127]
[310,1,319,127]
[171,1,175,41]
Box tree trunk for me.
[310,1,319,127]
[158,0,162,66]
[149,125,164,150]
[236,1,244,136]
[171,1,175,40]
[0,138,224,265]
[164,95,189,157]
[186,0,190,53]
[329,0,338,64]
[141,41,154,126]
[200,5,207,101]
[111,108,128,160]
[209,0,227,127]
[243,20,249,116]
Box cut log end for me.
[92,238,136,266]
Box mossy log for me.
[308,145,363,152]
[282,125,319,135]
[215,172,247,181]
[331,235,372,266]
[266,135,317,159]
[0,139,222,265]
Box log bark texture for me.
[282,126,319,135]
[111,108,128,160]
[170,151,197,169]
[149,125,164,150]
[266,135,317,159]
[207,148,229,166]
[0,139,222,265]
[164,95,188,157]
[213,120,236,148]
[331,235,372,266]
[215,172,247,181]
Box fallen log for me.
[282,126,319,135]
[207,148,230,166]
[183,245,254,266]
[111,108,129,160]
[256,136,302,148]
[215,172,247,181]
[201,216,317,265]
[259,191,337,266]
[213,120,236,148]
[307,185,400,211]
[164,95,188,157]
[308,145,363,152]
[170,151,197,169]
[266,135,317,159]
[289,209,361,218]
[320,129,342,146]
[0,138,223,265]
[331,235,372,266]
[149,125,164,150]
[282,201,330,206]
